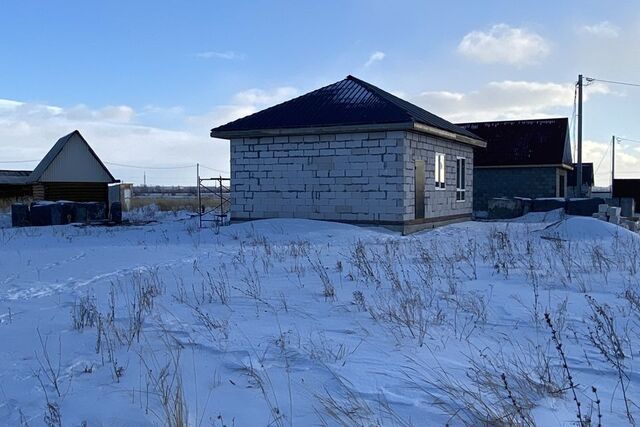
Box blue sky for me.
[1,0,639,185]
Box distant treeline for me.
[133,185,229,197]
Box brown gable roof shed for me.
[456,118,572,167]
[0,131,117,204]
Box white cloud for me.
[194,51,246,60]
[579,21,620,38]
[458,24,550,65]
[0,85,300,185]
[364,51,385,67]
[231,87,299,108]
[65,105,135,123]
[0,99,225,185]
[189,86,300,130]
[414,80,610,122]
[583,139,639,186]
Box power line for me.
[103,161,196,170]
[617,137,640,144]
[199,165,230,174]
[0,159,40,164]
[585,77,640,88]
[594,143,611,175]
[570,82,578,161]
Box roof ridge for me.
[457,117,569,126]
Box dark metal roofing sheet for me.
[212,75,481,141]
[0,170,31,185]
[456,118,572,167]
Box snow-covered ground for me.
[1,209,639,426]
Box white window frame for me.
[435,153,445,189]
[456,156,466,202]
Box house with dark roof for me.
[0,130,117,204]
[567,163,594,197]
[211,75,486,233]
[456,118,573,212]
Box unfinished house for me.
[211,75,486,233]
[457,118,573,212]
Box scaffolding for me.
[197,163,230,229]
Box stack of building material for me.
[30,202,62,226]
[110,202,122,223]
[625,219,640,233]
[592,203,640,232]
[607,206,622,225]
[487,198,530,219]
[11,204,30,227]
[11,200,119,227]
[592,204,609,221]
[566,198,606,216]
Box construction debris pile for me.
[593,204,639,232]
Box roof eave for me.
[210,121,487,148]
[210,122,416,139]
[411,122,486,148]
[475,163,574,170]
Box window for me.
[456,157,466,201]
[435,153,445,189]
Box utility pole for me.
[143,171,146,187]
[577,74,583,197]
[611,135,616,193]
[197,163,202,227]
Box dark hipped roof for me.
[211,75,484,146]
[456,118,572,167]
[0,170,31,185]
[28,130,116,183]
[568,163,594,187]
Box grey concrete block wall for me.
[473,167,562,212]
[403,131,474,222]
[230,130,474,225]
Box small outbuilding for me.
[456,118,573,212]
[211,75,486,233]
[0,130,117,205]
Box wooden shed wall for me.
[0,184,33,199]
[33,182,108,203]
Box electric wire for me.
[585,77,640,88]
[594,143,611,175]
[199,165,230,174]
[617,137,640,144]
[570,81,578,161]
[103,161,195,170]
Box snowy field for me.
[1,208,640,426]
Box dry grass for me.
[0,197,32,213]
[129,196,227,213]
